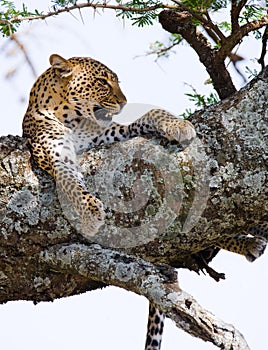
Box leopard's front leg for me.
[29,126,105,238]
[91,109,196,147]
[129,109,196,144]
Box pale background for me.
[0,1,267,349]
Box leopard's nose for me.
[119,100,127,110]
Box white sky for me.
[0,1,267,350]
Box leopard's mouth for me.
[93,105,113,119]
[93,105,114,127]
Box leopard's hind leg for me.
[217,233,266,262]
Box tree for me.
[0,1,267,349]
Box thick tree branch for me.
[0,67,267,348]
[159,5,268,99]
[158,9,237,99]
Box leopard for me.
[22,54,196,237]
[22,54,267,350]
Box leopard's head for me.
[49,54,127,126]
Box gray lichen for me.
[8,189,40,226]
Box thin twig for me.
[138,40,181,61]
[258,25,268,70]
[9,33,37,78]
[237,0,248,14]
[0,2,175,27]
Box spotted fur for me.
[145,304,165,350]
[217,224,268,262]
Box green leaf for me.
[180,0,228,13]
[241,4,267,22]
[218,21,231,34]
[0,0,45,36]
[116,0,162,27]
[183,83,219,115]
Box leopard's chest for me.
[66,118,106,153]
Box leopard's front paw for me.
[161,118,196,146]
[176,119,196,145]
[81,197,105,238]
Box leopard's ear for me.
[49,54,73,78]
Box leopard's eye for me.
[98,78,109,86]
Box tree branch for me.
[0,67,267,348]
[9,33,37,78]
[218,15,268,60]
[158,9,237,99]
[41,243,250,349]
[159,5,268,99]
[0,1,174,28]
[230,0,246,33]
[171,0,226,42]
[258,25,268,69]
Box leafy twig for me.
[9,33,37,78]
[0,1,175,35]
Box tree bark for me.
[0,67,267,348]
